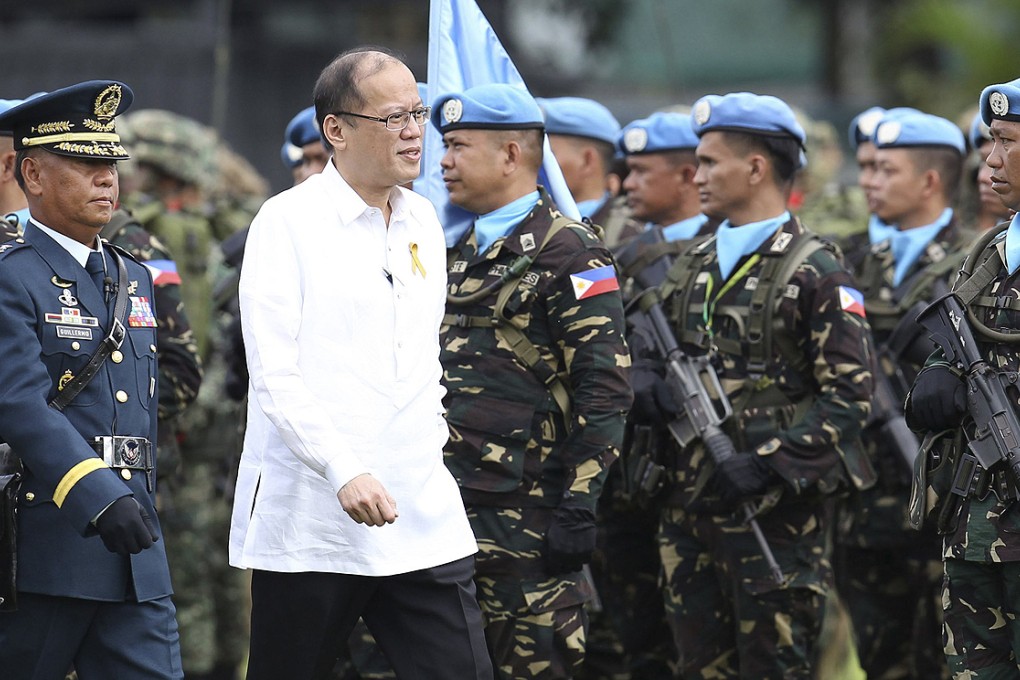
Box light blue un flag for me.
[418,0,581,246]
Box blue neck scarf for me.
[661,213,709,243]
[576,193,609,219]
[472,191,540,254]
[715,211,790,281]
[869,208,953,286]
[1005,212,1020,275]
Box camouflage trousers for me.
[658,502,830,680]
[943,559,1020,679]
[834,542,948,680]
[576,472,674,680]
[467,505,593,680]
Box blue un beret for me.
[536,97,620,146]
[431,83,544,134]
[0,80,133,160]
[969,110,992,150]
[873,110,965,154]
[286,106,322,149]
[691,92,806,147]
[980,77,1020,126]
[618,112,699,155]
[848,106,886,149]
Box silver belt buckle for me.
[92,436,152,470]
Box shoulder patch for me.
[570,263,620,300]
[838,285,866,317]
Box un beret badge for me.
[990,91,1010,117]
[623,127,648,153]
[876,120,901,145]
[443,98,463,125]
[693,100,711,126]
[856,109,884,138]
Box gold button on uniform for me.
[71,341,81,350]
[24,492,35,502]
[111,350,123,363]
[121,469,132,481]
[116,390,128,403]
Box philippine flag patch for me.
[570,264,620,300]
[144,259,182,286]
[838,285,866,317]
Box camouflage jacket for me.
[839,219,972,545]
[662,216,875,508]
[104,209,203,421]
[441,190,633,512]
[589,194,643,250]
[907,223,1020,562]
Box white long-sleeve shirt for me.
[229,161,477,576]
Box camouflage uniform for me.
[655,216,875,679]
[119,111,251,680]
[835,222,969,680]
[441,190,632,680]
[907,223,1020,679]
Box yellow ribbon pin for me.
[409,242,426,278]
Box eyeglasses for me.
[335,106,432,131]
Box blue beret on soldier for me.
[618,112,698,155]
[873,110,965,154]
[848,106,886,149]
[431,83,545,134]
[286,106,321,149]
[691,92,806,147]
[980,77,1020,126]
[0,80,132,160]
[536,97,621,146]
[969,110,992,151]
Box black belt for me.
[90,436,153,491]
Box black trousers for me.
[246,555,493,680]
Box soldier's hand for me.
[546,504,597,574]
[630,360,678,425]
[909,365,967,431]
[338,474,398,527]
[713,453,777,506]
[95,496,158,555]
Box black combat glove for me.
[908,365,967,431]
[546,504,597,575]
[95,496,158,555]
[713,453,778,506]
[629,360,678,425]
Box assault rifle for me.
[638,299,784,585]
[916,293,1020,491]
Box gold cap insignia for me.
[94,84,123,119]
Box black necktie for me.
[85,250,106,296]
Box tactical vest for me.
[443,214,585,423]
[855,239,966,337]
[121,199,217,358]
[665,230,826,405]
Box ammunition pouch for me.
[0,443,22,613]
[620,424,667,504]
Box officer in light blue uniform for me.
[0,80,182,680]
[0,97,34,232]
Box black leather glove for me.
[630,360,678,425]
[546,504,597,575]
[713,453,777,506]
[95,496,158,555]
[909,365,967,431]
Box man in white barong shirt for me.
[230,47,493,680]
